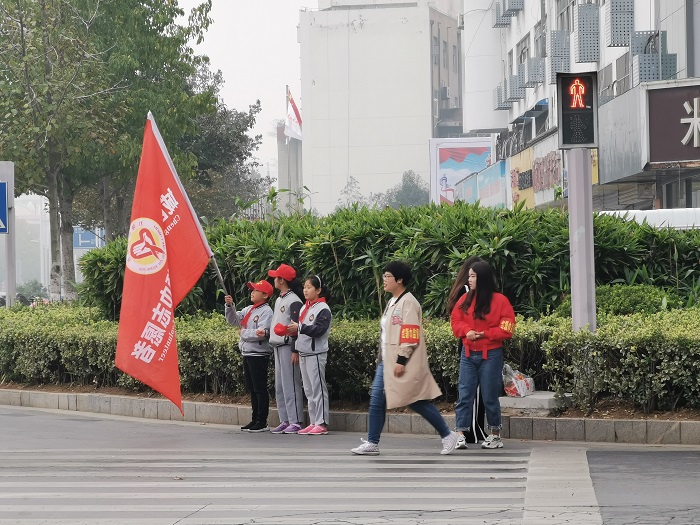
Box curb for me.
[2,388,699,445]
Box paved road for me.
[0,406,698,524]
[588,450,700,525]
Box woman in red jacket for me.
[450,261,515,449]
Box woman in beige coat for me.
[351,260,459,456]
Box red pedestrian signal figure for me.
[569,78,586,108]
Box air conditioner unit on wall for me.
[441,86,450,99]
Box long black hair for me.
[446,256,485,315]
[460,261,497,320]
[283,277,304,300]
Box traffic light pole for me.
[567,148,596,332]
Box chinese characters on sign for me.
[648,86,700,162]
[681,97,700,148]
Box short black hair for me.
[383,260,412,286]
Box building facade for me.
[298,0,462,215]
[464,0,700,211]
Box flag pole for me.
[286,85,291,210]
[209,256,231,299]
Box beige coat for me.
[381,292,442,409]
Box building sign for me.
[532,151,561,192]
[73,226,103,249]
[0,181,7,234]
[649,85,700,163]
[429,138,491,205]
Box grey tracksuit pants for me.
[274,345,304,425]
[299,353,329,426]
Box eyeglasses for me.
[382,273,394,280]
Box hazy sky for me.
[178,0,309,180]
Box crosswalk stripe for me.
[0,447,530,524]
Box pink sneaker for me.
[306,425,329,435]
[297,424,316,435]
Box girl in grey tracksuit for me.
[289,274,332,435]
[267,264,305,434]
[225,280,273,432]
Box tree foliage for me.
[337,171,429,210]
[79,201,700,322]
[1,0,264,297]
[382,170,429,209]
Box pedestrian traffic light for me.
[557,72,598,149]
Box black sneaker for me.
[247,422,269,433]
[240,421,255,431]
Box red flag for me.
[116,112,213,413]
[284,87,302,141]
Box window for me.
[599,63,613,98]
[556,0,575,32]
[516,33,530,65]
[443,40,448,68]
[452,44,458,71]
[508,50,514,76]
[615,52,630,93]
[534,20,547,57]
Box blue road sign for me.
[0,181,8,234]
[73,226,102,249]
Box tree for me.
[178,99,267,221]
[382,170,429,209]
[76,0,217,240]
[338,176,367,208]
[0,0,121,299]
[0,0,217,300]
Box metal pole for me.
[209,256,229,298]
[567,148,596,332]
[657,0,662,79]
[0,162,16,307]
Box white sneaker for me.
[440,431,459,455]
[481,434,504,449]
[456,434,468,450]
[351,439,380,455]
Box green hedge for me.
[3,304,700,413]
[553,284,684,317]
[544,308,700,413]
[78,202,700,321]
[0,304,543,403]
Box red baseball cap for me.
[268,263,296,282]
[247,280,273,296]
[273,323,288,336]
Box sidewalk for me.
[2,388,699,445]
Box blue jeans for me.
[367,361,450,444]
[455,347,503,432]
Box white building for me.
[464,0,700,211]
[298,0,463,215]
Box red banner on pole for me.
[116,113,213,413]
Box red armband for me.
[499,320,515,334]
[399,325,420,344]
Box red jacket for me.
[450,292,516,359]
